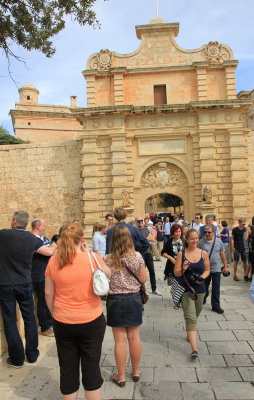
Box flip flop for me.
[233,276,240,281]
[112,376,126,387]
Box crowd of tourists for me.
[0,208,254,400]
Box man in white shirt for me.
[191,213,204,234]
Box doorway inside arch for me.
[145,193,184,219]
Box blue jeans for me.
[0,283,39,366]
[204,272,221,309]
[33,280,52,332]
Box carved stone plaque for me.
[141,162,188,188]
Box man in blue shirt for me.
[106,207,150,255]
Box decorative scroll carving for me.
[202,185,213,204]
[206,41,230,63]
[141,162,188,188]
[91,49,112,70]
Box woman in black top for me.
[161,224,183,286]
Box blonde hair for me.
[109,225,135,270]
[57,222,84,268]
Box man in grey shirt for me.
[199,224,228,314]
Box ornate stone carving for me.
[206,41,230,63]
[202,185,213,204]
[121,189,132,208]
[141,162,187,188]
[91,49,112,70]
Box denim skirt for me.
[106,292,143,327]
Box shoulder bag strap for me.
[209,238,216,259]
[125,264,142,285]
[87,252,95,274]
[90,251,102,270]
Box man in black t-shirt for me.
[232,218,247,282]
[0,211,57,368]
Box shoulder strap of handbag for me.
[208,238,216,259]
[181,250,196,296]
[87,251,102,274]
[125,264,142,285]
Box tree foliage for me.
[0,0,103,59]
[159,193,183,212]
[0,125,29,144]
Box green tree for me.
[0,0,104,59]
[159,193,183,213]
[0,125,29,144]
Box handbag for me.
[170,277,186,305]
[87,252,109,296]
[125,265,149,304]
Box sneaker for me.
[41,327,54,337]
[7,357,23,369]
[243,276,249,283]
[152,290,162,296]
[248,277,253,283]
[212,307,224,314]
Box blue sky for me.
[1,0,254,134]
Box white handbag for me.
[87,252,109,296]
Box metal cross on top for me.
[156,0,159,17]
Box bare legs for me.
[234,261,247,278]
[187,331,198,352]
[112,326,142,380]
[63,388,101,400]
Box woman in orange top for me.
[45,222,111,400]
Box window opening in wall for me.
[154,85,167,105]
[27,96,30,100]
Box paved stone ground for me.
[1,260,254,400]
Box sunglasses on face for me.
[204,231,213,234]
[137,220,143,223]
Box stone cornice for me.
[82,60,238,77]
[71,99,252,118]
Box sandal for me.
[132,372,141,382]
[112,375,126,387]
[233,276,240,281]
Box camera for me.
[221,267,230,277]
[187,273,204,284]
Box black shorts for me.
[106,292,143,327]
[53,313,106,395]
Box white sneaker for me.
[152,290,162,296]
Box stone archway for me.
[133,160,195,221]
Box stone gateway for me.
[1,17,254,239]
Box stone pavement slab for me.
[182,382,215,400]
[1,260,254,400]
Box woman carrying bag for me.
[174,229,210,359]
[45,222,111,400]
[104,225,148,387]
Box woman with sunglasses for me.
[174,229,210,359]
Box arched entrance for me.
[145,193,184,216]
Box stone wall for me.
[0,140,83,356]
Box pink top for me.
[104,251,145,294]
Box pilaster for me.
[196,68,207,100]
[225,66,236,99]
[86,76,96,107]
[228,130,249,220]
[113,74,124,105]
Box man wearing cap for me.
[232,218,248,282]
